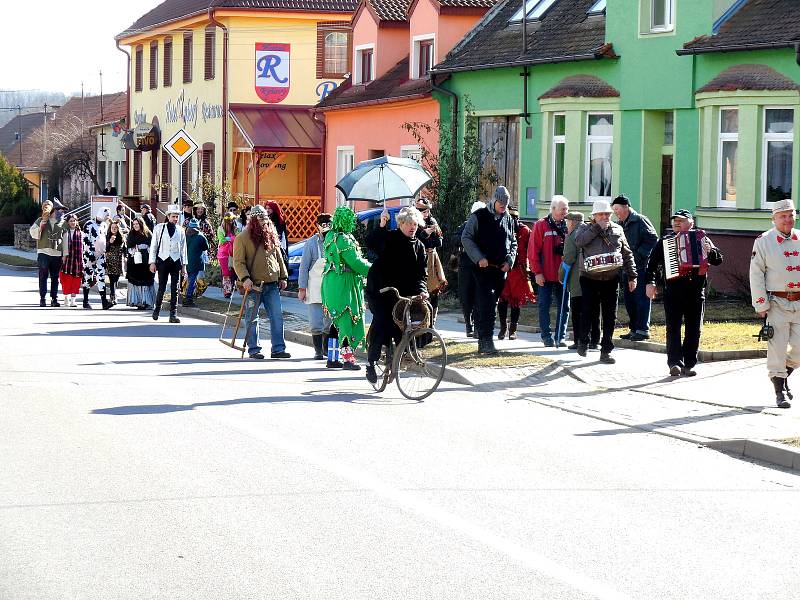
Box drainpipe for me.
[208,4,229,191]
[115,39,131,196]
[313,110,326,213]
[431,77,458,162]
[796,43,800,66]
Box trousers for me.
[622,272,652,335]
[663,276,706,370]
[766,295,800,379]
[579,276,619,354]
[538,281,569,343]
[472,267,507,340]
[37,254,62,300]
[155,258,182,313]
[243,282,286,355]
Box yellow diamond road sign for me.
[164,129,198,164]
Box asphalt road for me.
[2,266,799,600]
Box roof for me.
[367,0,413,21]
[696,63,800,93]
[229,104,324,152]
[539,74,619,99]
[0,112,47,158]
[57,92,128,126]
[119,0,359,38]
[434,0,610,73]
[438,0,496,6]
[680,0,800,54]
[316,56,431,109]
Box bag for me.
[201,250,209,265]
[133,250,143,264]
[306,257,325,304]
[426,249,447,294]
[447,253,460,272]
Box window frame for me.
[163,36,173,87]
[412,34,435,79]
[134,45,143,92]
[761,106,795,208]
[400,144,422,164]
[650,0,674,33]
[336,146,355,206]
[585,112,614,202]
[717,106,739,208]
[149,41,158,90]
[551,113,566,198]
[204,26,216,81]
[354,43,375,84]
[509,0,558,23]
[317,22,351,79]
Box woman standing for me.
[415,198,446,326]
[104,220,126,309]
[192,202,215,248]
[497,206,536,340]
[216,214,237,298]
[321,206,372,370]
[59,214,83,307]
[266,201,289,256]
[126,216,156,310]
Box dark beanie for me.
[611,195,630,206]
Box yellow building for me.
[116,0,356,240]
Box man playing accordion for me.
[645,209,723,378]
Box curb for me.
[704,439,800,471]
[176,304,476,387]
[0,261,37,272]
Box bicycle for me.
[368,287,448,401]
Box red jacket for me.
[514,224,531,271]
[528,217,566,282]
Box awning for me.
[229,104,323,153]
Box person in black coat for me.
[364,206,428,384]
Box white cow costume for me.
[82,208,110,309]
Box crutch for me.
[219,285,261,358]
[554,262,571,347]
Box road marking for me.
[209,410,632,600]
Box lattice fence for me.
[260,196,322,243]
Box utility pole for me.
[17,105,22,166]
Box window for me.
[763,108,794,206]
[316,23,350,78]
[134,45,143,92]
[149,41,158,90]
[552,114,566,196]
[132,151,142,197]
[204,26,215,80]
[163,37,173,87]
[355,45,374,84]
[509,0,558,22]
[183,31,193,84]
[586,113,613,200]
[718,108,738,207]
[336,146,354,206]
[651,0,674,32]
[664,111,674,145]
[400,144,422,163]
[588,0,606,15]
[414,37,434,79]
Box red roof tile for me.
[696,64,800,93]
[539,74,619,99]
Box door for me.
[478,116,520,204]
[659,155,674,235]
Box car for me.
[287,205,402,282]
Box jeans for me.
[579,276,619,354]
[244,282,286,355]
[37,254,62,300]
[538,281,569,343]
[664,276,706,369]
[622,273,652,335]
[308,302,331,336]
[472,267,507,340]
[186,270,203,300]
[155,258,182,314]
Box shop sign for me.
[255,43,290,104]
[165,89,223,129]
[134,122,160,151]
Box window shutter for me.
[135,46,143,92]
[204,26,215,80]
[201,144,215,185]
[316,25,325,79]
[161,150,171,187]
[133,151,142,197]
[149,41,158,89]
[183,31,193,84]
[163,37,172,87]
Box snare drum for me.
[584,252,623,273]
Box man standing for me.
[749,199,800,408]
[102,181,117,196]
[562,211,600,351]
[612,195,658,341]
[29,199,66,307]
[149,204,188,323]
[529,196,569,347]
[462,186,517,355]
[233,204,291,360]
[646,209,723,378]
[140,204,157,232]
[298,213,332,360]
[574,200,637,364]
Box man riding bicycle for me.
[364,206,429,385]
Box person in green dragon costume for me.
[321,206,372,370]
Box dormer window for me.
[587,0,605,16]
[412,35,435,79]
[509,0,558,23]
[355,44,374,84]
[650,0,674,32]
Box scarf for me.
[61,227,83,277]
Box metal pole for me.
[17,105,22,165]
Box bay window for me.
[586,113,613,201]
[762,108,794,206]
[552,114,566,196]
[718,108,738,207]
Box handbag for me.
[447,252,460,272]
[426,249,447,294]
[133,250,143,264]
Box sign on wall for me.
[255,43,290,104]
[163,129,198,165]
[134,122,160,151]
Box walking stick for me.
[218,285,262,358]
[555,262,571,346]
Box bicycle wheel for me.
[370,340,393,393]
[393,327,447,401]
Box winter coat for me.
[617,209,658,272]
[529,216,567,283]
[573,221,637,281]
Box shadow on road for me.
[13,323,218,338]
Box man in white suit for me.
[149,204,188,323]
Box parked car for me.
[287,205,402,282]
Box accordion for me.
[663,230,710,280]
[584,252,623,273]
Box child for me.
[184,218,209,307]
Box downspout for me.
[208,4,229,191]
[431,77,458,163]
[115,39,131,196]
[313,111,326,213]
[796,43,800,66]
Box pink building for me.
[316,0,496,212]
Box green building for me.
[432,0,800,291]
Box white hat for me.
[166,204,181,215]
[772,199,796,215]
[591,200,612,215]
[470,201,485,214]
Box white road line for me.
[209,409,632,600]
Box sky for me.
[1,0,161,97]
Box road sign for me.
[163,129,198,165]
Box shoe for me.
[772,377,792,409]
[465,327,474,338]
[50,298,60,307]
[83,302,92,309]
[620,332,633,340]
[568,343,578,350]
[152,312,159,320]
[588,343,599,351]
[577,345,587,357]
[669,365,681,377]
[469,331,479,339]
[543,339,555,347]
[249,353,265,360]
[327,360,344,369]
[480,338,499,356]
[365,364,378,384]
[681,367,697,377]
[556,341,567,348]
[183,299,194,307]
[600,353,616,364]
[40,298,47,307]
[169,315,181,323]
[271,351,291,359]
[508,324,518,340]
[136,304,146,310]
[342,361,361,371]
[498,323,507,340]
[312,334,325,360]
[629,333,650,342]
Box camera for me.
[754,321,774,342]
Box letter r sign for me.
[255,43,290,103]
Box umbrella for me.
[335,155,432,204]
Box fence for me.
[259,195,321,243]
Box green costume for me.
[321,207,371,349]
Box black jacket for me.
[365,226,427,304]
[618,209,658,271]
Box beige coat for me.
[233,232,287,284]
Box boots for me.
[312,334,325,360]
[498,320,507,340]
[169,310,180,324]
[101,292,111,310]
[508,323,518,340]
[772,376,792,409]
[787,367,795,400]
[152,294,163,320]
[326,336,343,368]
[479,337,499,356]
[82,288,92,309]
[341,344,361,371]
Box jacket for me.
[298,233,325,289]
[617,209,658,272]
[365,226,427,302]
[574,221,637,281]
[29,216,66,256]
[233,231,288,284]
[186,231,209,273]
[149,223,188,265]
[529,216,567,282]
[560,229,583,297]
[461,204,517,267]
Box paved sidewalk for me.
[0,245,37,260]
